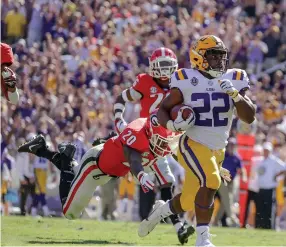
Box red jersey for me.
[132,74,169,118]
[98,118,157,177]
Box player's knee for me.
[207,174,221,190]
[180,193,195,212]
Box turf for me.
[1,216,286,246]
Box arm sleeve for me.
[122,87,142,102]
[131,75,145,96]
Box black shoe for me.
[177,222,195,245]
[18,134,47,154]
[58,143,76,159]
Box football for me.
[170,104,194,121]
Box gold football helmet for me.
[190,35,228,78]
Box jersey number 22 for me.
[192,92,230,127]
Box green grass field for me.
[1,216,286,246]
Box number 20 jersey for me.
[171,68,250,150]
[132,73,169,118]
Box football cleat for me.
[177,222,195,245]
[138,200,165,237]
[58,143,76,159]
[18,134,47,154]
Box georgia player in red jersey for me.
[1,42,19,104]
[17,110,181,220]
[114,47,178,130]
[114,48,195,244]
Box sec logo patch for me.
[150,86,157,94]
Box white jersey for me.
[171,68,250,149]
[33,156,49,169]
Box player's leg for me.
[18,135,62,171]
[138,135,199,238]
[62,144,111,220]
[138,136,223,247]
[32,168,41,216]
[118,177,126,219]
[182,138,224,246]
[37,169,49,217]
[152,156,195,244]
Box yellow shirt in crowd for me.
[5,11,26,37]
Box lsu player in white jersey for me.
[31,156,50,217]
[138,35,256,246]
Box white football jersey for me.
[171,68,250,149]
[33,156,49,169]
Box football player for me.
[114,47,195,244]
[18,110,181,221]
[1,42,19,104]
[138,35,256,247]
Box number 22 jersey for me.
[171,68,250,149]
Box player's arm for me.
[113,87,142,133]
[158,88,195,132]
[219,74,255,124]
[123,145,144,177]
[234,89,256,124]
[123,145,154,192]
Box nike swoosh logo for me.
[201,230,207,235]
[59,147,66,152]
[29,144,39,151]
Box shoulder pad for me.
[224,69,250,92]
[174,69,189,81]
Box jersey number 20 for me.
[122,130,137,145]
[192,92,230,127]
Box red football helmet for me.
[146,109,182,157]
[149,47,178,79]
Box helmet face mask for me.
[149,134,172,157]
[147,110,182,157]
[190,35,228,78]
[149,48,178,80]
[205,48,228,78]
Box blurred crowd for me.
[1,0,286,229]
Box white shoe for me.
[138,200,165,237]
[195,230,215,247]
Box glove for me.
[220,167,232,185]
[137,171,155,193]
[218,79,241,102]
[167,107,195,131]
[2,67,17,88]
[115,117,127,134]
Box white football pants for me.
[62,144,112,219]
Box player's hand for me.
[218,79,240,102]
[137,171,155,193]
[167,107,195,131]
[220,167,232,185]
[2,67,17,88]
[115,117,127,134]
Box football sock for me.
[160,201,174,218]
[161,187,181,225]
[196,225,209,235]
[59,154,75,205]
[174,222,184,232]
